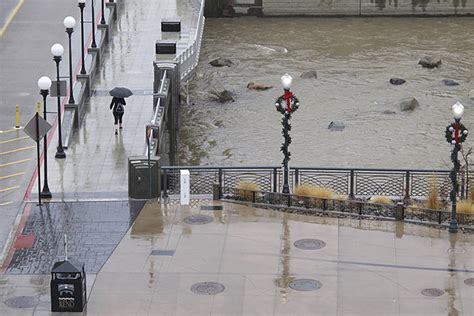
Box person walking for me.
[110,96,126,135]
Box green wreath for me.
[445,123,468,144]
[275,94,300,114]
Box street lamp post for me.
[51,44,66,159]
[38,76,53,199]
[64,16,76,105]
[91,0,97,48]
[274,73,299,194]
[78,0,86,75]
[100,0,106,25]
[445,101,468,233]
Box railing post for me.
[349,170,355,199]
[218,168,223,199]
[252,191,256,203]
[273,168,277,193]
[287,194,291,207]
[438,211,442,225]
[403,171,410,204]
[294,168,299,187]
[163,168,168,198]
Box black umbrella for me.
[109,87,133,98]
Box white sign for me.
[180,170,190,205]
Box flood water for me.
[180,17,474,169]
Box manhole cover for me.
[294,239,326,250]
[183,215,214,225]
[421,288,445,297]
[288,279,322,291]
[464,278,474,286]
[4,296,38,308]
[190,282,225,295]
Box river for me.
[179,17,474,169]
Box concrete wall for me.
[263,0,474,15]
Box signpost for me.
[24,113,52,205]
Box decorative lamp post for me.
[63,16,76,105]
[38,76,53,199]
[100,0,106,25]
[51,44,67,159]
[275,73,299,194]
[78,0,86,75]
[90,0,97,48]
[445,101,468,233]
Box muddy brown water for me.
[180,17,474,169]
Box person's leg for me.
[114,113,119,135]
[119,113,124,129]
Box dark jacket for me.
[110,97,126,113]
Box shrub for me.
[368,196,393,205]
[235,181,260,201]
[294,184,334,199]
[426,177,442,210]
[457,200,474,214]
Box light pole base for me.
[282,184,290,194]
[40,190,52,199]
[449,219,458,233]
[55,149,66,159]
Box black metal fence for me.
[161,166,455,200]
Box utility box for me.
[180,170,190,205]
[155,40,176,54]
[161,19,181,32]
[128,157,160,199]
[50,260,87,312]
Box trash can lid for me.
[51,259,84,273]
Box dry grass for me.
[426,177,442,210]
[469,189,474,202]
[294,185,335,199]
[456,200,474,214]
[368,196,393,205]
[333,194,348,201]
[235,181,260,200]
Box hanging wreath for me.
[275,91,300,114]
[445,123,468,145]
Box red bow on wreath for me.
[283,90,293,113]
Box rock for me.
[469,89,474,100]
[247,82,273,91]
[328,121,345,131]
[382,110,397,115]
[389,78,406,85]
[300,70,318,79]
[418,56,442,69]
[209,58,233,67]
[398,97,420,111]
[210,90,234,103]
[442,79,459,86]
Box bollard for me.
[15,105,20,129]
[37,102,41,115]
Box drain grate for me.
[183,215,214,225]
[294,239,326,250]
[150,250,175,256]
[190,282,225,295]
[4,296,38,308]
[288,279,322,291]
[200,205,223,211]
[421,288,444,297]
[464,278,474,286]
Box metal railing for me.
[160,166,458,200]
[175,0,205,81]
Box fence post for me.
[438,211,442,224]
[218,168,223,199]
[403,171,410,204]
[163,168,168,198]
[273,168,277,193]
[395,202,405,221]
[294,168,299,186]
[252,191,256,203]
[287,194,291,207]
[349,170,355,199]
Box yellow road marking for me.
[0,0,25,37]
[0,173,24,180]
[0,146,35,156]
[0,136,29,144]
[0,158,31,168]
[0,201,13,206]
[0,186,19,193]
[0,128,22,134]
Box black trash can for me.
[50,260,87,312]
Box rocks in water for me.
[247,82,273,90]
[398,97,420,111]
[209,57,233,67]
[469,90,474,100]
[390,78,406,85]
[210,90,234,103]
[382,110,397,115]
[442,79,459,86]
[328,121,345,131]
[418,56,442,69]
[300,70,318,79]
